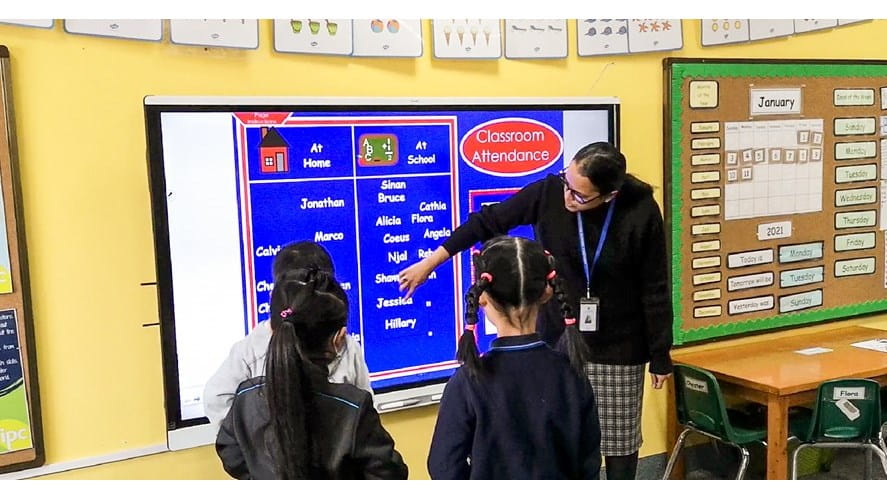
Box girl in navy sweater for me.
[427,236,601,479]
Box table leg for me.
[665,377,684,479]
[766,393,789,480]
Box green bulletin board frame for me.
[665,58,887,346]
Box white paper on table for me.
[850,339,887,353]
[794,347,834,356]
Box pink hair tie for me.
[471,248,481,255]
[547,270,557,280]
[464,324,476,332]
[280,308,293,318]
[564,318,576,326]
[479,272,493,283]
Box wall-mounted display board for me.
[0,46,43,474]
[144,96,618,449]
[665,58,887,345]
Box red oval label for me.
[460,118,563,176]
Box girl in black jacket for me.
[216,268,407,479]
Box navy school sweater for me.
[441,174,673,374]
[427,334,601,479]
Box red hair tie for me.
[547,270,557,280]
[564,318,576,326]
[479,272,493,283]
[465,324,476,332]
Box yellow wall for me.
[0,19,883,479]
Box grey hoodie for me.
[204,320,373,432]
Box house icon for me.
[259,127,289,173]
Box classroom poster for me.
[0,310,31,454]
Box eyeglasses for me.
[558,171,602,205]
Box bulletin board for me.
[665,58,887,345]
[0,46,43,473]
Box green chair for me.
[789,379,887,479]
[880,387,886,457]
[663,364,771,480]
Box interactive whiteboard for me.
[144,97,618,448]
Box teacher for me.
[398,141,673,480]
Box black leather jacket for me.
[216,374,408,479]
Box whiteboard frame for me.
[145,96,621,451]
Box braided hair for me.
[458,236,589,378]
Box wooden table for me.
[668,325,887,480]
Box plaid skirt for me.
[584,362,645,456]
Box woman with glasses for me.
[398,141,672,480]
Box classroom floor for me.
[668,443,887,480]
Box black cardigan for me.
[427,334,601,479]
[216,374,408,480]
[442,174,673,374]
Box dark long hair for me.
[272,241,335,281]
[458,236,589,378]
[265,267,348,479]
[572,141,627,194]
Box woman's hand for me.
[398,259,434,299]
[398,247,451,299]
[650,372,672,390]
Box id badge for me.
[578,297,600,333]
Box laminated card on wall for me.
[504,19,567,59]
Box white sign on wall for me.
[170,19,259,49]
[750,88,802,116]
[64,20,162,41]
[273,19,353,55]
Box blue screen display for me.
[231,105,615,392]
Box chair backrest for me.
[804,378,882,442]
[673,364,734,440]
[882,387,887,423]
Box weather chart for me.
[230,105,615,392]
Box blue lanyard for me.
[577,200,616,298]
